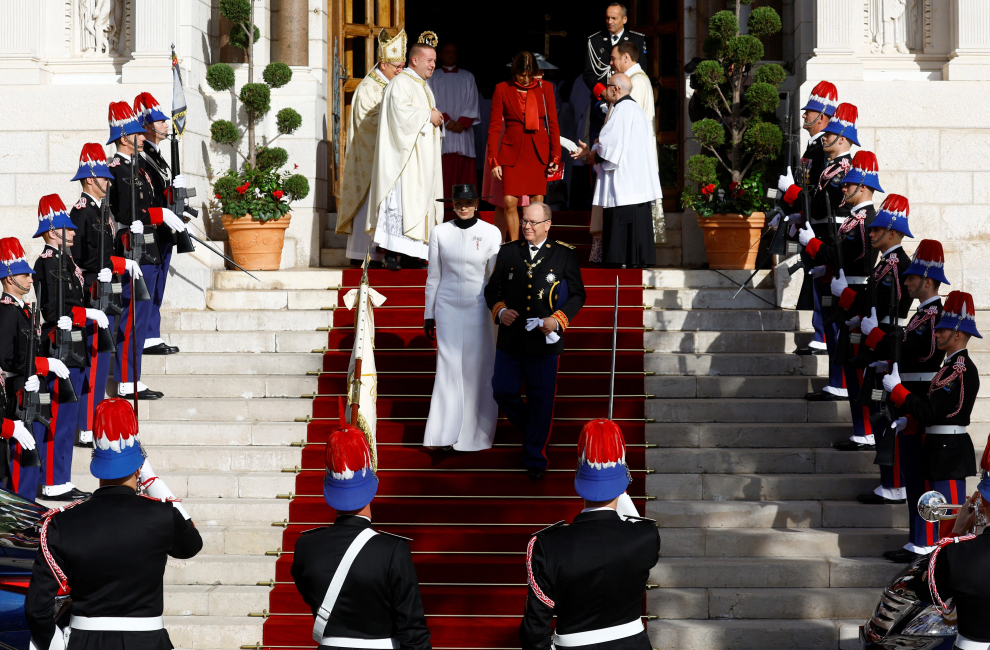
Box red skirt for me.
[501,134,547,198]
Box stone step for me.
[650,375,990,399]
[136,420,307,445]
[71,445,301,473]
[136,397,312,422]
[648,619,861,650]
[163,330,327,353]
[142,353,322,376]
[323,230,348,249]
[647,587,877,620]
[162,615,264,649]
[645,331,815,353]
[165,555,276,586]
[73,471,295,498]
[161,309,332,332]
[651,556,901,589]
[163,585,270,617]
[205,289,337,311]
[643,269,773,289]
[648,353,823,376]
[648,309,804,332]
[196,526,283,556]
[646,397,990,422]
[321,248,352,267]
[644,500,907,528]
[647,423,850,449]
[658,527,908,558]
[644,288,778,310]
[137,375,317,398]
[647,448,878,474]
[213,269,342,290]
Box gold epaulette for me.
[556,241,575,249]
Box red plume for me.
[133,92,161,116]
[326,425,372,477]
[880,194,910,216]
[851,150,879,173]
[38,194,67,219]
[79,143,108,165]
[108,101,137,126]
[94,398,139,450]
[0,238,26,263]
[832,102,858,126]
[577,418,626,466]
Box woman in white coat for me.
[423,184,501,451]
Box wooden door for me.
[328,0,405,204]
[629,0,683,214]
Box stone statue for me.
[870,0,910,54]
[77,0,122,56]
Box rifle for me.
[92,195,120,353]
[51,226,81,403]
[168,134,197,254]
[14,304,46,468]
[855,272,881,406]
[126,137,152,302]
[822,191,845,325]
[874,283,903,466]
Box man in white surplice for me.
[368,36,445,270]
[428,42,480,200]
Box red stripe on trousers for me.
[47,379,58,485]
[85,322,99,430]
[121,306,132,382]
[855,367,873,438]
[892,430,902,488]
[11,446,20,493]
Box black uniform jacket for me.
[69,193,123,309]
[141,141,176,247]
[583,30,647,96]
[807,203,878,281]
[25,485,203,650]
[108,152,163,264]
[520,510,661,650]
[869,298,945,379]
[290,515,431,650]
[484,239,586,356]
[909,529,990,642]
[892,349,979,481]
[842,245,913,323]
[785,151,851,249]
[0,293,46,410]
[33,245,89,368]
[801,134,828,197]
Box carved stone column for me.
[805,0,863,81]
[0,0,43,83]
[277,0,309,66]
[943,0,990,80]
[122,0,178,83]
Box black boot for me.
[383,252,401,271]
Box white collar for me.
[581,506,618,513]
[850,200,872,212]
[147,140,159,152]
[945,349,968,364]
[626,63,642,75]
[809,131,825,144]
[82,192,100,205]
[354,515,371,522]
[116,151,131,162]
[2,292,24,307]
[404,68,423,80]
[528,238,547,250]
[918,295,940,309]
[442,65,457,72]
[881,243,902,257]
[610,29,624,43]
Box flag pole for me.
[608,276,618,420]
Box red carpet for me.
[262,216,648,648]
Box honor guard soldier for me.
[69,143,144,448]
[860,241,950,562]
[484,202,586,480]
[906,440,990,649]
[780,80,838,359]
[881,291,981,556]
[583,3,646,137]
[25,398,202,650]
[0,238,49,497]
[520,418,660,650]
[134,92,181,357]
[290,422,431,650]
[33,195,106,502]
[798,151,881,450]
[106,101,186,400]
[783,102,858,403]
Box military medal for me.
[525,258,544,278]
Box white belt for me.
[925,425,967,435]
[901,372,937,382]
[70,615,164,631]
[881,316,908,326]
[846,276,868,285]
[553,619,644,647]
[320,637,398,649]
[955,634,990,650]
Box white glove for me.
[160,207,187,232]
[882,362,901,393]
[777,166,795,194]
[182,210,195,221]
[768,213,781,229]
[11,421,35,451]
[85,308,109,329]
[845,315,861,329]
[788,223,799,237]
[123,258,143,279]
[892,417,908,434]
[57,316,72,331]
[810,265,827,279]
[525,318,541,331]
[869,360,889,374]
[97,268,112,283]
[130,220,144,235]
[139,459,191,520]
[46,358,69,379]
[798,221,815,247]
[24,375,40,393]
[172,174,186,189]
[830,270,848,298]
[861,307,879,336]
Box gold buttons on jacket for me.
[526,307,530,311]
[528,284,532,288]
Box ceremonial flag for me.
[342,260,385,469]
[171,45,187,138]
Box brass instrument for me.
[917,490,988,527]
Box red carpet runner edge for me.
[261,213,652,649]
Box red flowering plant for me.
[212,160,309,223]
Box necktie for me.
[530,246,538,252]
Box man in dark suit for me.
[291,421,431,650]
[583,3,646,104]
[520,418,660,650]
[484,202,586,481]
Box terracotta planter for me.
[700,212,765,270]
[221,214,291,271]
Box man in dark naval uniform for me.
[291,420,431,650]
[484,202,586,481]
[25,397,202,650]
[520,418,660,650]
[583,2,645,140]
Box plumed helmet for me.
[842,151,883,193]
[574,418,631,502]
[871,194,912,238]
[905,239,949,285]
[822,102,860,146]
[935,291,981,339]
[802,80,839,117]
[90,398,145,480]
[34,194,76,238]
[133,92,168,127]
[70,143,114,182]
[0,238,34,279]
[107,101,146,145]
[323,412,378,511]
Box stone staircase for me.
[64,266,989,649]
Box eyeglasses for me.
[520,219,551,228]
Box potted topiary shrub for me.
[681,0,785,269]
[206,0,310,270]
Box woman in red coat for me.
[487,51,561,241]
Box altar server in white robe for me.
[423,184,500,451]
[336,29,406,262]
[369,31,445,270]
[428,42,480,200]
[572,74,661,267]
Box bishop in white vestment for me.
[368,47,445,264]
